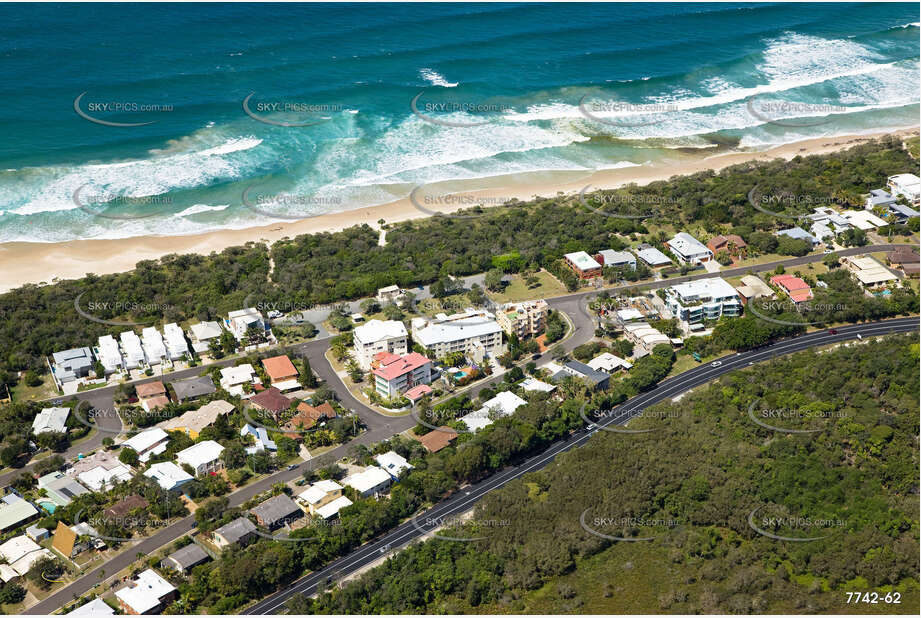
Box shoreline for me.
[1,127,917,293]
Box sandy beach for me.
[1,128,916,293]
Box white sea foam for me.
[420,68,458,87]
[174,204,231,217]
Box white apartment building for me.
[372,352,433,398]
[496,299,549,338]
[411,309,505,360]
[352,319,408,370]
[95,335,123,374]
[119,331,146,370]
[665,277,742,324]
[162,323,190,360]
[664,232,713,265]
[141,327,168,366]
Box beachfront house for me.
[888,173,921,206]
[119,331,146,370]
[595,249,637,270]
[563,251,603,279]
[352,319,409,370]
[95,335,124,375]
[141,327,168,366]
[162,323,190,360]
[226,307,268,341]
[48,347,94,388]
[188,321,223,354]
[664,232,712,265]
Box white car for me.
[710,361,722,367]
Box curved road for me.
[242,317,918,615]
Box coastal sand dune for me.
[0,129,916,293]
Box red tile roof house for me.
[770,274,813,305]
[135,381,170,413]
[371,352,433,399]
[707,234,748,262]
[284,401,337,438]
[261,355,300,391]
[248,387,292,420]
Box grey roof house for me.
[49,347,94,386]
[212,517,257,548]
[163,543,210,573]
[171,375,217,401]
[249,494,302,530]
[552,361,611,390]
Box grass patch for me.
[489,270,568,303]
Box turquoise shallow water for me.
[0,2,917,243]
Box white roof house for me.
[122,428,170,462]
[623,322,672,353]
[119,331,146,370]
[32,406,69,434]
[842,209,888,230]
[0,535,54,576]
[96,335,124,373]
[343,466,392,497]
[564,251,602,272]
[219,364,259,395]
[374,451,414,478]
[635,246,672,267]
[597,249,637,269]
[354,320,407,345]
[163,323,190,360]
[316,495,354,520]
[226,307,266,340]
[298,480,344,507]
[411,309,504,359]
[175,440,224,475]
[888,173,921,204]
[520,377,557,393]
[587,352,633,373]
[141,327,168,365]
[460,391,527,432]
[69,598,116,615]
[189,320,223,353]
[665,232,713,264]
[144,461,194,491]
[115,569,176,615]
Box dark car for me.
[532,353,542,360]
[828,328,838,334]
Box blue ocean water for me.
[0,2,917,243]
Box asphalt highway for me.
[242,316,918,615]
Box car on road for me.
[828,328,838,334]
[532,353,541,360]
[379,543,391,554]
[856,333,863,340]
[287,464,299,471]
[710,361,722,367]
